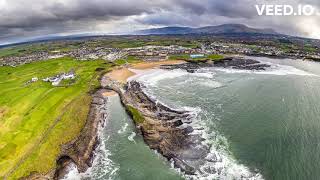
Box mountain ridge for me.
[134,24,278,35]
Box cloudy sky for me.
[1,0,320,44]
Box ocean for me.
[64,56,320,180]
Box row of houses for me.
[123,45,202,60]
[42,70,76,86]
[207,42,320,58]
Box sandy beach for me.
[132,60,185,70]
[106,67,136,83]
[103,60,185,97]
[102,90,117,97]
[105,60,185,84]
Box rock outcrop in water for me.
[161,57,271,73]
[102,62,264,178]
[102,77,210,175]
[126,81,210,174]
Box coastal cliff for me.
[20,89,108,180]
[101,58,270,177]
[29,58,270,179]
[52,90,108,179]
[161,57,271,72]
[102,76,210,175]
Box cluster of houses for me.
[0,52,51,67]
[25,71,76,86]
[207,42,320,58]
[3,41,320,67]
[68,47,120,60]
[0,47,120,67]
[42,70,76,86]
[208,43,284,56]
[124,45,202,61]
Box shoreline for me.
[58,58,268,179]
[54,89,109,179]
[106,60,186,83]
[52,60,186,179]
[101,58,267,178]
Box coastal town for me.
[1,36,320,67]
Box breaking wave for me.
[62,99,119,180]
[213,62,318,77]
[127,132,136,143]
[129,69,264,180]
[62,134,119,180]
[128,68,214,86]
[117,122,128,134]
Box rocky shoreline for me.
[33,57,268,179]
[161,57,271,73]
[54,89,109,179]
[101,58,267,178]
[21,90,109,180]
[102,77,210,175]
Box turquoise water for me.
[137,57,320,180]
[64,95,182,180]
[96,95,182,180]
[66,57,320,180]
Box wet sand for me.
[102,90,117,97]
[106,68,136,83]
[105,60,185,83]
[132,60,185,70]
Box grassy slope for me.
[126,105,145,124]
[0,57,111,179]
[169,54,224,62]
[114,56,141,66]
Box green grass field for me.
[0,57,112,179]
[169,54,224,62]
[114,55,141,65]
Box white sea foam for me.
[192,72,215,78]
[129,68,264,180]
[136,92,261,179]
[62,98,119,180]
[61,163,81,180]
[128,132,136,143]
[214,62,318,77]
[129,68,214,86]
[182,109,264,180]
[129,69,189,85]
[198,80,223,88]
[62,136,119,180]
[117,122,128,134]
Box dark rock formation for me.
[102,77,210,175]
[54,90,108,179]
[101,72,263,179]
[160,57,271,73]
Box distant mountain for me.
[134,24,278,35]
[0,24,281,48]
[0,34,104,48]
[135,27,193,35]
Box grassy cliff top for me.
[169,54,224,62]
[0,57,112,179]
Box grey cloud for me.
[0,0,155,28]
[1,0,320,44]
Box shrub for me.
[126,105,145,124]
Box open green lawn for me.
[169,54,224,62]
[0,57,111,179]
[114,56,141,65]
